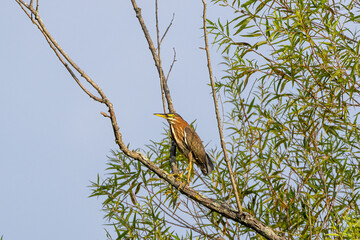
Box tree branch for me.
[155,0,166,114]
[130,0,174,114]
[201,0,243,213]
[132,0,180,174]
[160,13,175,46]
[166,48,176,81]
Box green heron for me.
[154,113,214,182]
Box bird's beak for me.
[154,113,167,119]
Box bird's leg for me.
[187,154,193,185]
[176,154,193,190]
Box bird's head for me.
[154,113,182,124]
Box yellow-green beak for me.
[154,113,167,119]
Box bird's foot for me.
[168,173,183,182]
[178,180,189,190]
[169,171,189,190]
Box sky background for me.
[1,1,230,239]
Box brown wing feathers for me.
[184,126,213,175]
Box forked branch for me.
[130,0,174,114]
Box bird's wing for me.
[184,126,214,175]
[183,126,207,161]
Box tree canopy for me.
[15,0,360,239]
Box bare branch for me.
[16,0,103,103]
[166,48,177,81]
[201,0,243,213]
[155,0,167,114]
[155,0,160,54]
[132,0,179,174]
[15,0,132,169]
[101,112,110,118]
[130,0,174,114]
[160,13,175,46]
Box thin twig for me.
[155,0,166,114]
[201,0,243,213]
[17,1,102,103]
[160,13,175,46]
[155,0,160,56]
[166,48,177,81]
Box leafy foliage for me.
[206,0,360,239]
[91,130,245,239]
[91,0,360,239]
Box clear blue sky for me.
[1,1,229,239]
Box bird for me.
[154,113,214,182]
